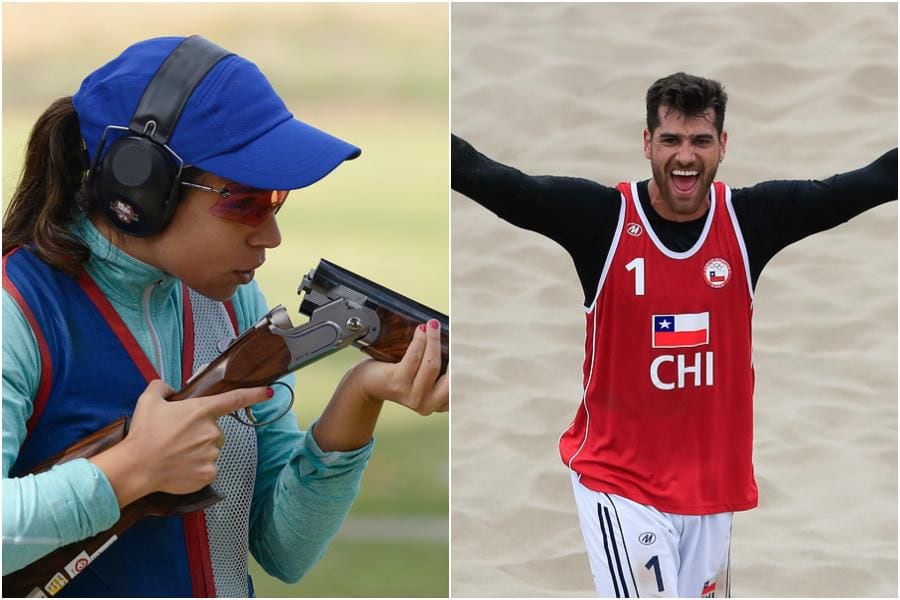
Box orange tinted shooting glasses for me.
[181,180,289,226]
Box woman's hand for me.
[354,318,449,415]
[89,380,270,508]
[311,319,449,452]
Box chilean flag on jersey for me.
[652,312,709,348]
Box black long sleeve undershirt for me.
[452,134,898,305]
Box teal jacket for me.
[2,217,372,581]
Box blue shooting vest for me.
[4,248,249,597]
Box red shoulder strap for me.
[75,272,158,382]
[616,181,633,198]
[2,250,55,436]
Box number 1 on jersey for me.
[625,257,645,296]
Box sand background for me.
[450,3,897,597]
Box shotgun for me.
[3,259,448,598]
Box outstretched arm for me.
[452,134,623,304]
[732,148,898,285]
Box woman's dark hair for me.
[3,97,204,277]
[2,97,93,276]
[646,72,728,135]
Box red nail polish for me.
[266,387,274,398]
[429,319,439,330]
[419,323,426,332]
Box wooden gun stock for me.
[5,261,448,597]
[171,312,293,401]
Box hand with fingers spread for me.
[311,319,449,452]
[89,380,272,508]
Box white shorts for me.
[570,471,732,598]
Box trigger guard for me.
[230,382,295,428]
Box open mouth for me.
[671,169,699,195]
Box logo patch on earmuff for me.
[110,199,140,224]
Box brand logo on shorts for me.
[703,258,731,288]
[626,222,643,237]
[638,532,656,545]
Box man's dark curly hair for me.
[646,72,728,135]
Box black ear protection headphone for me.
[88,36,231,237]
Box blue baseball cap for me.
[72,36,361,191]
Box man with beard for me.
[451,72,897,597]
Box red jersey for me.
[558,181,758,515]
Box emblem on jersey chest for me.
[625,222,643,236]
[703,258,731,288]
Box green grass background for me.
[3,4,448,597]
